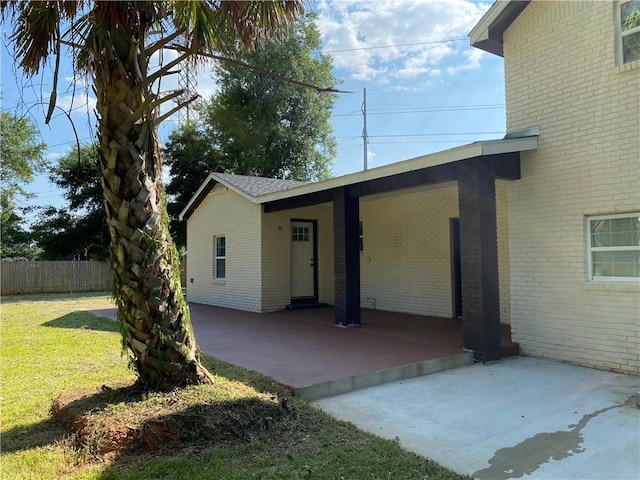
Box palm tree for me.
[1,1,303,390]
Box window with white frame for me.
[214,236,226,280]
[587,213,640,281]
[618,0,640,64]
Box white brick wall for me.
[504,0,640,374]
[261,205,334,312]
[359,184,511,321]
[186,187,263,312]
[189,184,511,322]
[360,187,458,316]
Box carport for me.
[259,135,537,362]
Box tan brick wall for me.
[504,0,640,373]
[185,187,263,312]
[261,205,334,311]
[359,185,511,321]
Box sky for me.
[0,0,504,224]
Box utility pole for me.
[362,87,368,171]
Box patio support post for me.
[457,158,501,361]
[333,186,361,327]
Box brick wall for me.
[504,0,640,373]
[359,184,511,320]
[261,205,335,312]
[186,186,263,312]
[186,181,512,322]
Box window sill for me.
[213,279,226,285]
[585,281,640,293]
[617,58,640,73]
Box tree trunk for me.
[95,37,213,390]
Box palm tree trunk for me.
[95,36,213,390]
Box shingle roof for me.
[180,136,538,221]
[215,173,307,197]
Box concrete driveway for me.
[315,356,640,480]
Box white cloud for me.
[446,47,485,75]
[316,0,492,83]
[45,151,64,162]
[52,90,96,116]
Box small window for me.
[619,1,640,64]
[587,213,640,281]
[214,236,226,280]
[292,226,310,242]
[359,221,364,252]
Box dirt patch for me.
[52,381,292,457]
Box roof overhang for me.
[469,0,530,56]
[179,172,260,220]
[179,136,537,219]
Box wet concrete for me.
[474,394,640,479]
[315,357,640,480]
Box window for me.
[359,221,364,252]
[587,213,640,281]
[214,236,226,280]
[292,226,310,242]
[619,1,640,64]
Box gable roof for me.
[215,173,307,197]
[179,173,306,220]
[179,135,538,220]
[469,0,530,56]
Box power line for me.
[364,80,502,93]
[323,38,466,54]
[368,140,494,145]
[335,132,503,139]
[333,104,504,117]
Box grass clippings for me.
[51,380,290,456]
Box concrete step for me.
[295,351,473,401]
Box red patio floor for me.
[90,303,514,397]
[189,304,472,390]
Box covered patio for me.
[187,303,517,399]
[179,135,537,377]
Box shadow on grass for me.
[42,312,119,332]
[1,416,70,453]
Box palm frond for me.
[171,0,304,56]
[6,2,59,74]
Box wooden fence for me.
[1,261,112,295]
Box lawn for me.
[0,293,469,479]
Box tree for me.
[164,13,337,248]
[0,111,46,259]
[164,122,227,248]
[202,13,337,181]
[0,111,47,204]
[1,1,304,390]
[0,198,38,259]
[32,144,109,260]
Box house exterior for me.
[181,0,639,375]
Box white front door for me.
[291,221,316,299]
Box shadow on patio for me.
[188,304,517,400]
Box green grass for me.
[1,293,469,480]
